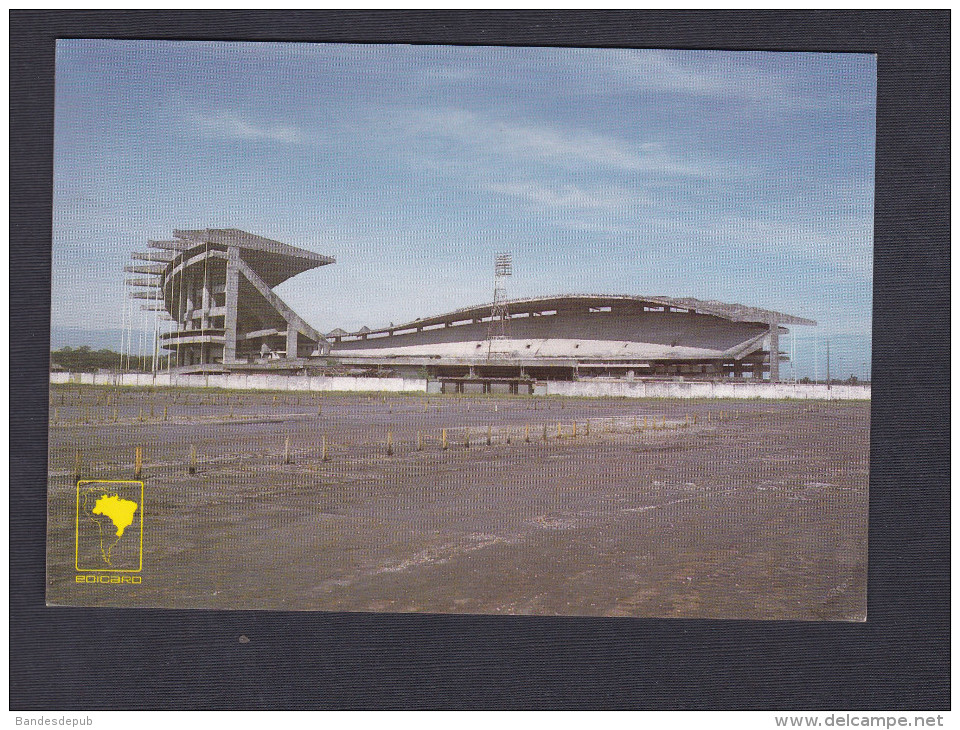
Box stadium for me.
[125,228,815,389]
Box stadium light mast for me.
[487,252,513,360]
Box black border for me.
[10,10,950,710]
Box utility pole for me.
[826,338,831,390]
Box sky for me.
[52,41,876,378]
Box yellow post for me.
[134,446,142,479]
[138,407,143,423]
[387,431,394,456]
[441,428,448,450]
[557,422,562,438]
[284,436,292,464]
[525,424,530,443]
[662,415,666,429]
[572,421,577,438]
[322,435,329,462]
[189,445,197,475]
[163,405,168,421]
[150,402,155,418]
[318,403,322,416]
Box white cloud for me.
[189,110,305,144]
[402,108,744,180]
[592,49,799,107]
[485,182,631,210]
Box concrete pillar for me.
[286,327,298,359]
[223,246,240,364]
[184,271,194,330]
[201,255,211,329]
[768,324,780,383]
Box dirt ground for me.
[46,385,869,620]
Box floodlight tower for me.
[487,252,513,359]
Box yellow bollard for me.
[662,415,666,429]
[386,431,394,456]
[150,402,155,418]
[524,424,530,443]
[138,407,143,423]
[318,403,323,416]
[163,405,168,421]
[322,435,329,462]
[188,445,197,475]
[557,422,562,438]
[441,428,448,451]
[284,436,292,464]
[572,421,577,438]
[134,446,142,479]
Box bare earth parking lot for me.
[46,385,869,620]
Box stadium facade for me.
[126,229,815,386]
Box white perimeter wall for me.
[49,372,426,393]
[546,380,870,400]
[51,372,869,400]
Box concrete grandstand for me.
[126,229,815,386]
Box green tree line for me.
[51,346,152,373]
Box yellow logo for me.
[75,480,143,573]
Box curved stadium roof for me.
[333,294,816,338]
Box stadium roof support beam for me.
[234,256,323,354]
[769,323,780,383]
